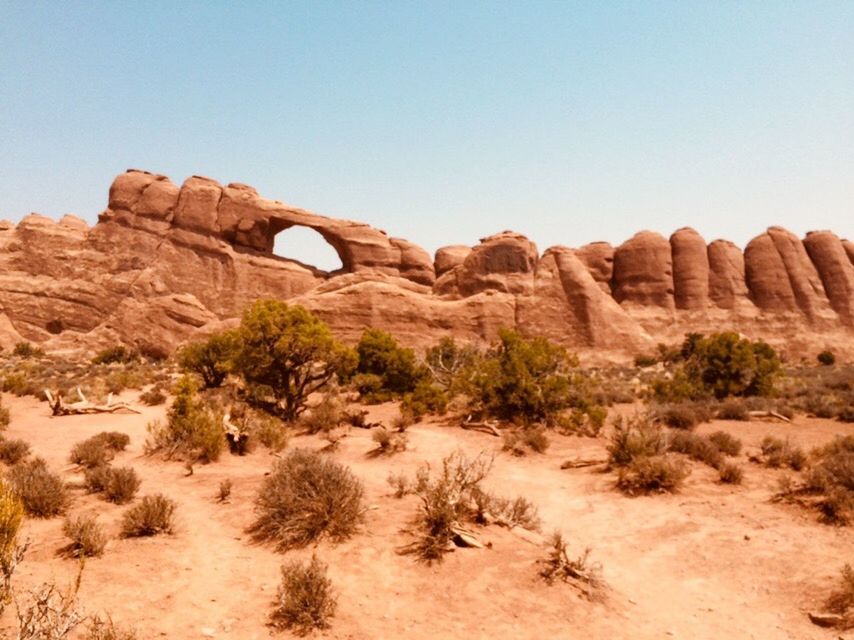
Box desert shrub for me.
[557,404,609,437]
[0,398,9,430]
[805,437,854,524]
[502,430,525,456]
[8,458,68,517]
[539,532,602,596]
[271,555,337,634]
[85,616,139,640]
[667,431,723,468]
[716,399,750,421]
[252,413,289,452]
[0,482,25,615]
[83,465,111,493]
[471,490,540,530]
[231,300,356,420]
[459,329,581,425]
[95,431,131,451]
[13,342,45,358]
[92,345,138,365]
[14,570,84,640]
[218,479,232,503]
[411,450,494,560]
[616,455,689,496]
[607,414,666,467]
[0,438,30,465]
[2,372,38,397]
[350,373,387,403]
[386,472,410,498]
[177,330,238,388]
[299,392,344,434]
[370,427,407,455]
[502,427,549,455]
[707,430,742,456]
[656,403,706,430]
[69,439,112,469]
[821,564,854,628]
[146,376,223,462]
[424,337,479,390]
[251,449,365,551]
[355,328,428,398]
[391,409,415,432]
[400,380,448,418]
[760,436,806,470]
[102,467,140,504]
[139,385,167,406]
[718,461,744,484]
[120,494,176,537]
[817,350,836,366]
[62,514,107,558]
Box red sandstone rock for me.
[612,231,675,309]
[574,242,614,294]
[670,228,709,310]
[0,170,850,358]
[707,240,750,310]
[434,245,471,277]
[803,231,854,324]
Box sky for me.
[1,1,852,271]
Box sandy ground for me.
[0,392,852,640]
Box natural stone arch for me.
[271,223,345,273]
[266,218,351,274]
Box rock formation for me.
[0,169,852,361]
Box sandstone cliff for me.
[0,169,852,362]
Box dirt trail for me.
[1,394,852,639]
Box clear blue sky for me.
[1,1,852,270]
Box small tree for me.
[356,329,427,396]
[685,332,780,398]
[177,330,239,388]
[232,300,355,421]
[461,329,579,424]
[424,337,479,391]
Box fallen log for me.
[747,410,791,423]
[560,458,607,470]
[45,389,140,416]
[460,415,501,437]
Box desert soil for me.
[0,392,852,640]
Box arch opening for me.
[272,225,344,273]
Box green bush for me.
[0,439,30,465]
[356,328,428,396]
[145,376,224,463]
[271,555,336,634]
[460,329,580,425]
[92,346,138,365]
[424,337,479,390]
[177,331,238,388]
[8,458,68,517]
[121,494,176,537]
[817,350,836,366]
[400,380,448,418]
[231,300,356,420]
[251,449,365,551]
[62,514,107,558]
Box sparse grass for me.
[62,513,107,558]
[85,615,139,640]
[271,555,337,635]
[707,431,742,457]
[718,461,744,484]
[218,479,232,503]
[251,449,365,551]
[120,494,176,537]
[0,438,30,465]
[8,458,68,517]
[386,472,410,498]
[616,455,689,496]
